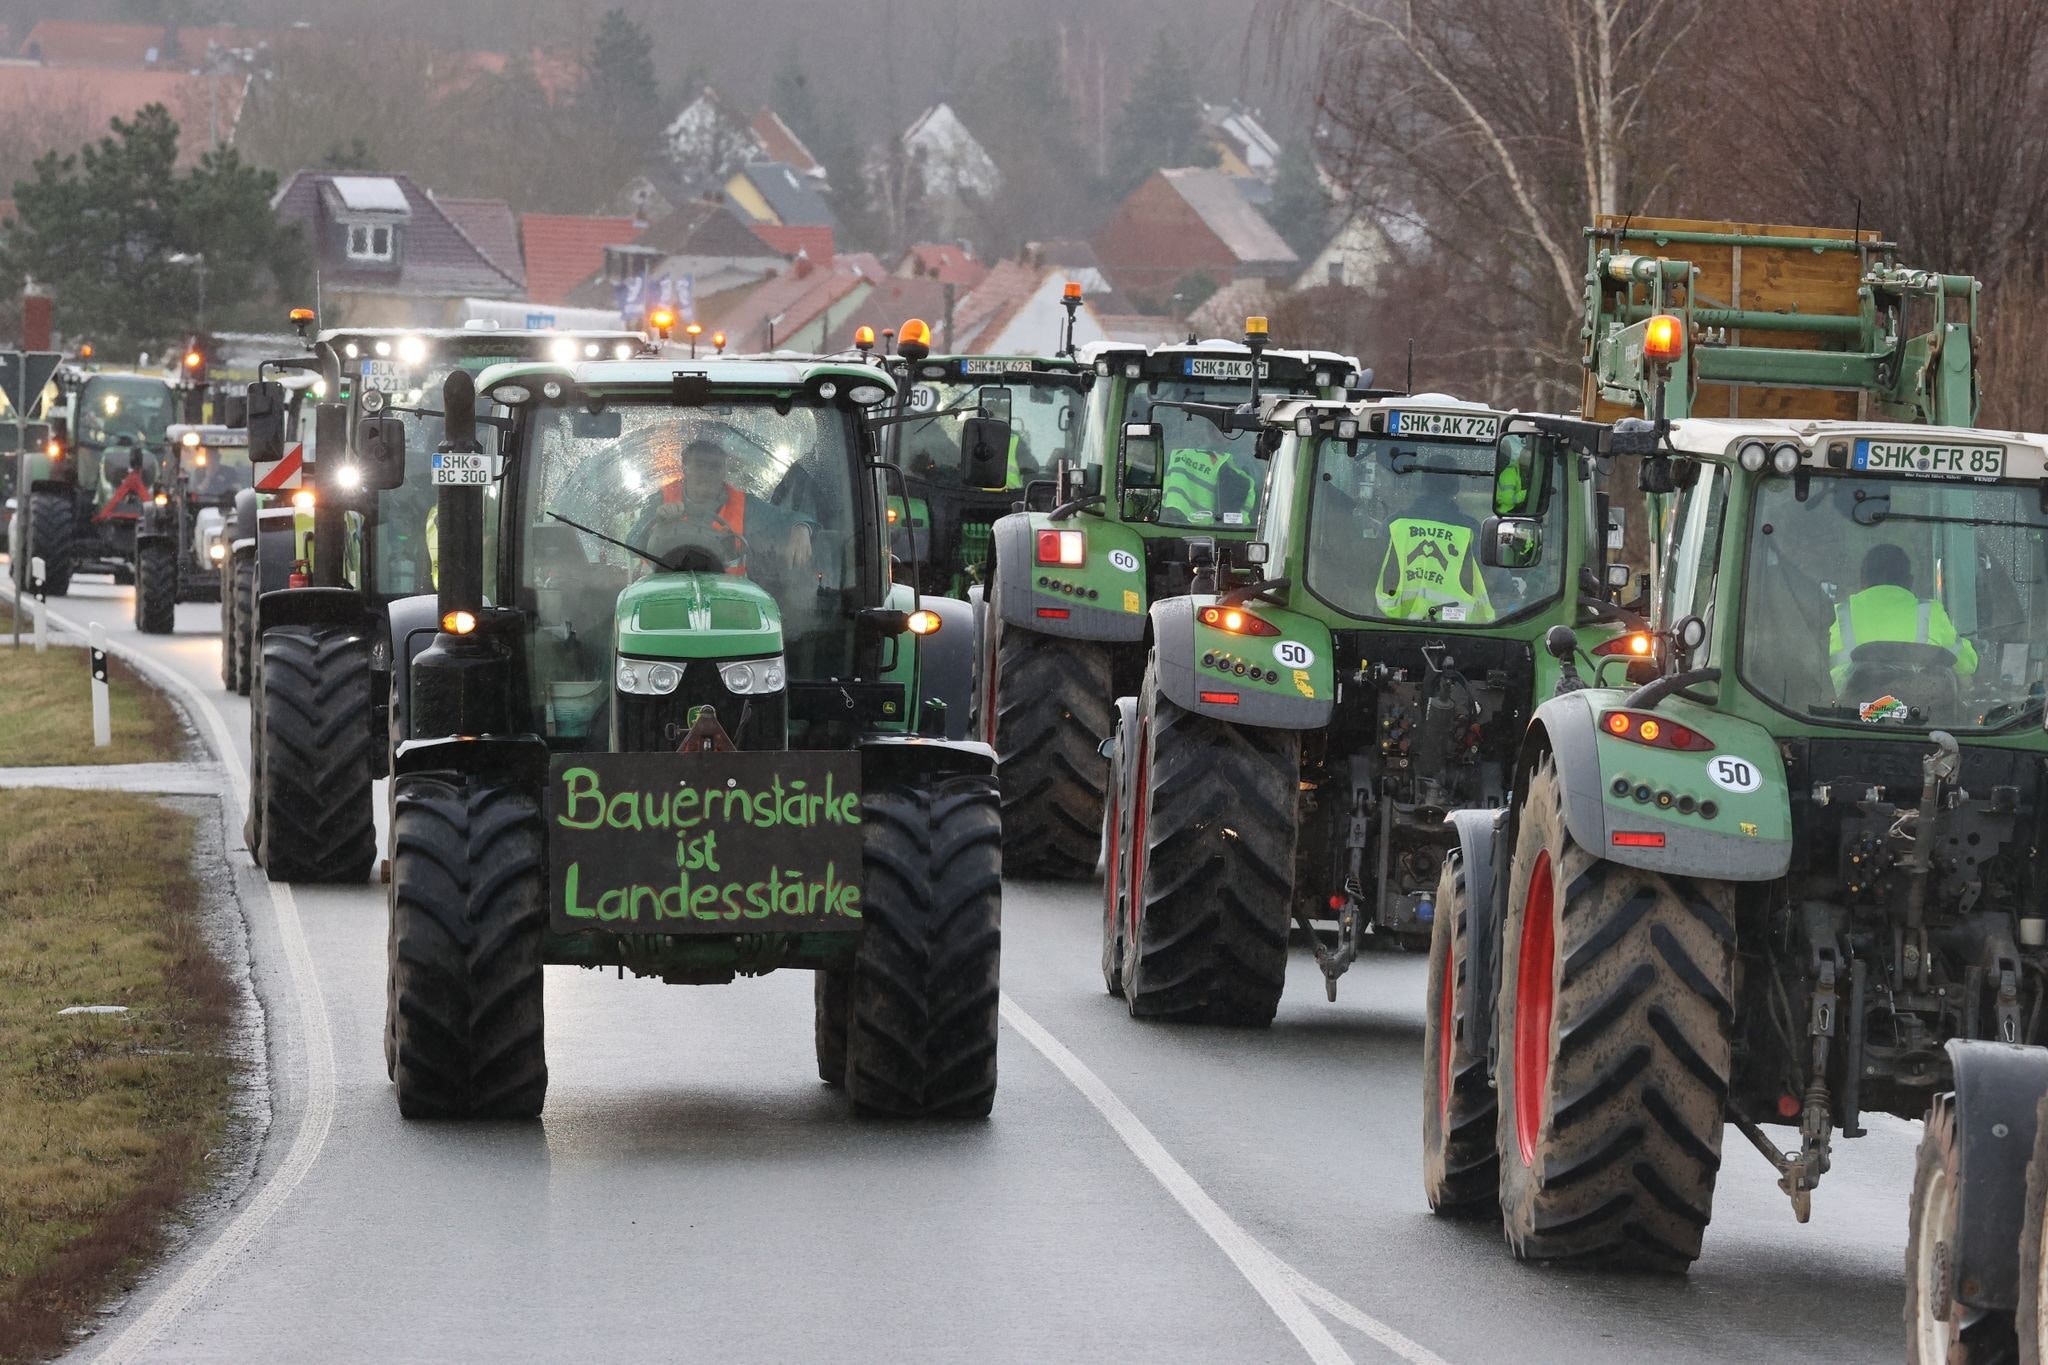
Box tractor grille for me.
[614,669,787,752]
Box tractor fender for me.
[394,733,549,787]
[857,734,997,791]
[1526,689,1792,881]
[1150,595,1335,729]
[914,594,977,740]
[256,585,368,638]
[231,487,261,543]
[1940,1040,2048,1313]
[1445,807,1510,1065]
[987,512,1147,641]
[255,507,297,596]
[384,593,442,750]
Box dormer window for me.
[348,224,394,262]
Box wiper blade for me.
[546,511,670,571]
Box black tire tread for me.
[231,555,254,695]
[21,490,73,596]
[135,541,177,634]
[388,774,547,1119]
[991,615,1112,880]
[255,624,375,883]
[815,968,850,1087]
[1495,755,1734,1272]
[2019,1092,2048,1364]
[845,777,1002,1118]
[1423,852,1501,1215]
[1127,662,1297,1026]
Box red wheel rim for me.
[1512,850,1556,1167]
[1438,938,1456,1120]
[1102,776,1121,942]
[1127,723,1150,943]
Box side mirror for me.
[247,381,286,463]
[1120,421,1164,491]
[1480,515,1544,569]
[220,392,249,429]
[958,415,1011,489]
[1492,430,1549,516]
[352,414,407,491]
[1057,406,1074,432]
[977,385,1013,426]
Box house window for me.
[347,224,394,262]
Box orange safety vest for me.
[660,480,747,572]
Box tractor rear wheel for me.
[987,585,1112,880]
[134,540,177,634]
[254,624,376,883]
[1494,754,1735,1271]
[1100,708,1137,997]
[20,490,73,596]
[815,968,850,1086]
[845,776,1001,1118]
[1124,660,1297,1026]
[229,554,255,695]
[1422,851,1500,1216]
[2020,1092,2048,1365]
[388,773,547,1119]
[1906,1095,2021,1361]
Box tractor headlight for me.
[1736,440,1768,473]
[208,542,227,562]
[718,657,786,695]
[1770,442,1802,476]
[616,661,641,694]
[618,659,683,694]
[646,662,681,694]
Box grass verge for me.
[0,791,234,1362]
[0,599,183,766]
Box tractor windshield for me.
[1304,434,1565,625]
[895,376,1085,490]
[1118,380,1266,528]
[1741,473,2048,730]
[76,376,174,449]
[183,440,250,500]
[513,397,863,743]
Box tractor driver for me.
[1827,542,1978,692]
[642,435,813,581]
[1374,483,1496,624]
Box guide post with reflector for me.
[89,623,110,747]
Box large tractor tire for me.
[845,776,1002,1118]
[253,624,376,883]
[1100,708,1138,997]
[134,540,177,635]
[1906,1095,2020,1362]
[985,585,1113,880]
[1124,661,1297,1026]
[1494,754,1735,1271]
[815,968,850,1086]
[19,490,74,596]
[387,773,547,1119]
[229,554,255,695]
[2020,1092,2048,1365]
[1422,851,1500,1216]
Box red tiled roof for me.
[708,258,871,353]
[520,214,641,304]
[749,223,835,262]
[821,277,950,352]
[0,66,248,166]
[895,242,987,290]
[18,20,263,66]
[749,109,821,177]
[952,260,1048,352]
[436,196,524,291]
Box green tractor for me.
[1098,390,1639,1024]
[382,356,999,1119]
[977,320,1360,877]
[8,366,185,595]
[133,415,251,634]
[1423,249,2048,1356]
[236,321,641,884]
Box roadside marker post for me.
[89,623,110,747]
[31,555,46,652]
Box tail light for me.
[1036,529,1084,566]
[1593,632,1655,659]
[1601,710,1713,752]
[1198,605,1281,637]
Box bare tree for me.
[1268,0,1703,405]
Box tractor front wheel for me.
[229,553,255,694]
[1494,754,1735,1271]
[388,773,548,1119]
[986,588,1113,880]
[134,540,177,634]
[845,776,1001,1118]
[1422,850,1500,1216]
[19,490,73,596]
[2020,1092,2048,1364]
[1124,660,1297,1026]
[815,968,850,1086]
[253,624,375,883]
[1100,705,1138,997]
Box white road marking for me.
[1000,995,1452,1365]
[5,587,340,1363]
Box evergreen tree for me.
[582,9,663,162]
[1109,35,1216,194]
[1264,140,1332,260]
[771,44,824,156]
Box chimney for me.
[21,287,52,352]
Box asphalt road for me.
[21,575,1919,1364]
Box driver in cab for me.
[1828,542,1978,692]
[1374,485,1496,624]
[642,436,812,580]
